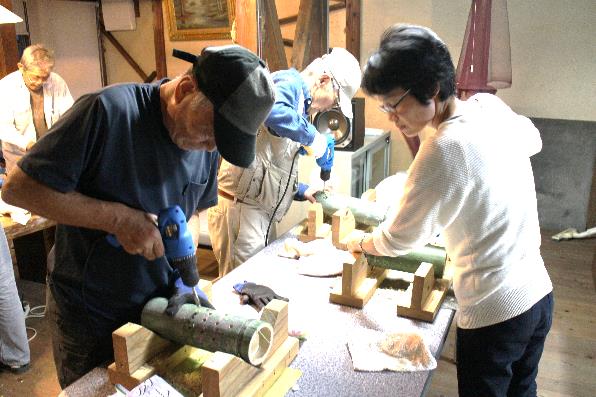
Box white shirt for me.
[0,70,73,164]
[372,94,552,329]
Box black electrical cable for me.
[265,149,301,247]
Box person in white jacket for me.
[0,44,73,174]
[348,24,553,397]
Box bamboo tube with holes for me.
[141,298,273,366]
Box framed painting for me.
[165,0,235,41]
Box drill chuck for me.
[170,255,199,286]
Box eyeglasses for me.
[378,89,411,114]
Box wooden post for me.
[291,0,328,70]
[152,0,167,79]
[260,0,288,72]
[0,0,19,79]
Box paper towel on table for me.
[347,328,437,372]
[279,238,354,277]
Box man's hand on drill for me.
[166,277,215,316]
[109,204,164,260]
[233,282,288,311]
[315,134,335,181]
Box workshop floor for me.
[1,234,594,397]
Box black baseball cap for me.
[173,45,275,168]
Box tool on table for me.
[107,205,202,306]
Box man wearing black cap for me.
[2,44,275,388]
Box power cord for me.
[265,150,300,247]
[22,300,46,342]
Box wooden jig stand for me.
[328,208,453,322]
[295,202,332,242]
[107,280,299,397]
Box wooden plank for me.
[410,262,434,310]
[342,253,367,296]
[0,0,19,79]
[397,264,448,322]
[237,337,300,397]
[260,0,288,72]
[260,299,288,354]
[291,0,328,70]
[107,362,155,391]
[100,23,148,81]
[307,203,323,238]
[1,215,56,241]
[330,254,386,308]
[112,322,172,375]
[331,208,355,250]
[201,352,261,397]
[345,0,361,62]
[152,0,167,79]
[234,0,258,53]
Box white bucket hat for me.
[321,47,362,118]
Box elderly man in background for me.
[0,44,73,174]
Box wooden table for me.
[1,214,56,282]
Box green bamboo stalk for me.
[141,298,273,366]
[366,245,447,278]
[313,191,388,226]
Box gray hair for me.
[20,44,55,71]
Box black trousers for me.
[46,285,113,389]
[456,292,553,397]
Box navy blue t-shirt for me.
[18,80,219,336]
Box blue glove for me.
[165,277,215,316]
[233,281,288,311]
[315,134,335,177]
[294,183,309,201]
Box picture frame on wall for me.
[165,0,235,41]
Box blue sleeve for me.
[264,81,318,146]
[294,183,309,201]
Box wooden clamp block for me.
[329,253,387,308]
[396,262,449,322]
[108,299,299,397]
[331,207,356,250]
[201,300,299,397]
[297,202,331,242]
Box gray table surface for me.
[210,234,456,397]
[62,232,456,397]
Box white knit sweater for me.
[372,94,552,329]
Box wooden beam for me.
[234,0,258,53]
[260,0,287,72]
[0,0,19,79]
[345,0,360,61]
[100,23,149,81]
[152,0,167,79]
[291,0,328,70]
[279,2,345,26]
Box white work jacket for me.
[0,70,73,170]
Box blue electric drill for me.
[107,205,201,304]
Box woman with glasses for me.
[347,24,552,397]
[0,44,73,174]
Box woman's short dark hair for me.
[362,24,456,104]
